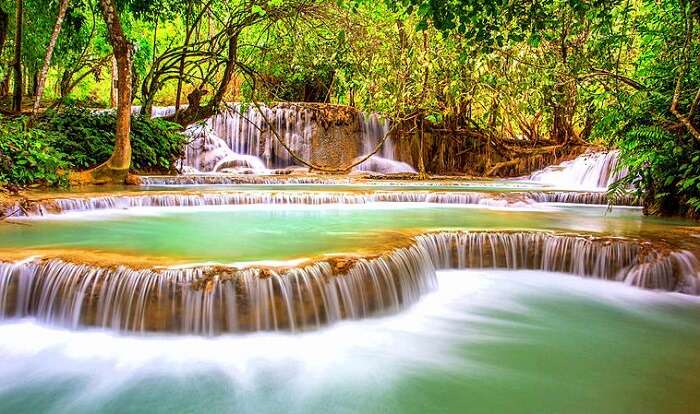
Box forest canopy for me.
[0,0,698,216]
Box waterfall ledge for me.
[4,189,639,218]
[1,231,697,335]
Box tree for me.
[141,0,324,126]
[0,6,8,58]
[32,0,70,115]
[12,0,22,112]
[599,0,700,216]
[73,0,133,183]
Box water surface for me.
[1,204,691,263]
[0,270,698,414]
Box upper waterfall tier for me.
[148,104,415,174]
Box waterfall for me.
[0,242,436,334]
[526,151,628,190]
[151,106,179,118]
[181,124,269,173]
[355,112,416,174]
[525,191,639,206]
[1,231,697,334]
[148,104,413,174]
[174,103,315,171]
[139,175,355,185]
[130,106,179,117]
[207,104,315,169]
[4,189,642,218]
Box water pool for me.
[0,203,688,264]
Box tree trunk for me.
[0,7,8,59]
[12,0,23,113]
[169,31,239,127]
[29,70,38,96]
[32,0,69,116]
[0,9,7,98]
[174,1,193,122]
[110,56,117,107]
[73,0,132,184]
[417,115,427,179]
[0,73,9,97]
[101,0,132,169]
[59,69,71,97]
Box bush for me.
[611,124,700,217]
[43,107,187,174]
[0,108,187,188]
[0,117,70,187]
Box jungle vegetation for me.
[0,0,697,216]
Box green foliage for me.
[0,117,70,187]
[594,0,700,216]
[0,0,697,216]
[0,109,187,189]
[42,108,187,173]
[612,124,700,216]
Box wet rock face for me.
[310,115,361,170]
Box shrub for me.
[613,125,700,217]
[42,107,187,174]
[0,108,187,188]
[0,117,70,187]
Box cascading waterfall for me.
[206,103,315,169]
[1,231,697,334]
[151,106,179,118]
[149,104,413,174]
[181,124,269,173]
[139,174,354,185]
[4,189,642,218]
[525,191,639,206]
[131,106,180,118]
[0,243,436,334]
[355,112,415,174]
[526,151,628,190]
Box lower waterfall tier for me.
[1,231,698,335]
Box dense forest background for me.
[0,0,698,216]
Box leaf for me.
[252,5,266,16]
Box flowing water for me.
[1,203,699,334]
[0,270,698,414]
[164,104,412,173]
[1,146,698,411]
[525,150,627,190]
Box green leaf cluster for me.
[0,110,187,188]
[0,117,70,187]
[42,107,187,174]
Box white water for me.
[7,192,546,217]
[180,124,269,173]
[0,270,699,413]
[354,112,416,174]
[150,104,413,174]
[525,151,627,191]
[2,231,698,335]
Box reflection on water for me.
[0,270,698,414]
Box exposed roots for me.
[69,162,130,185]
